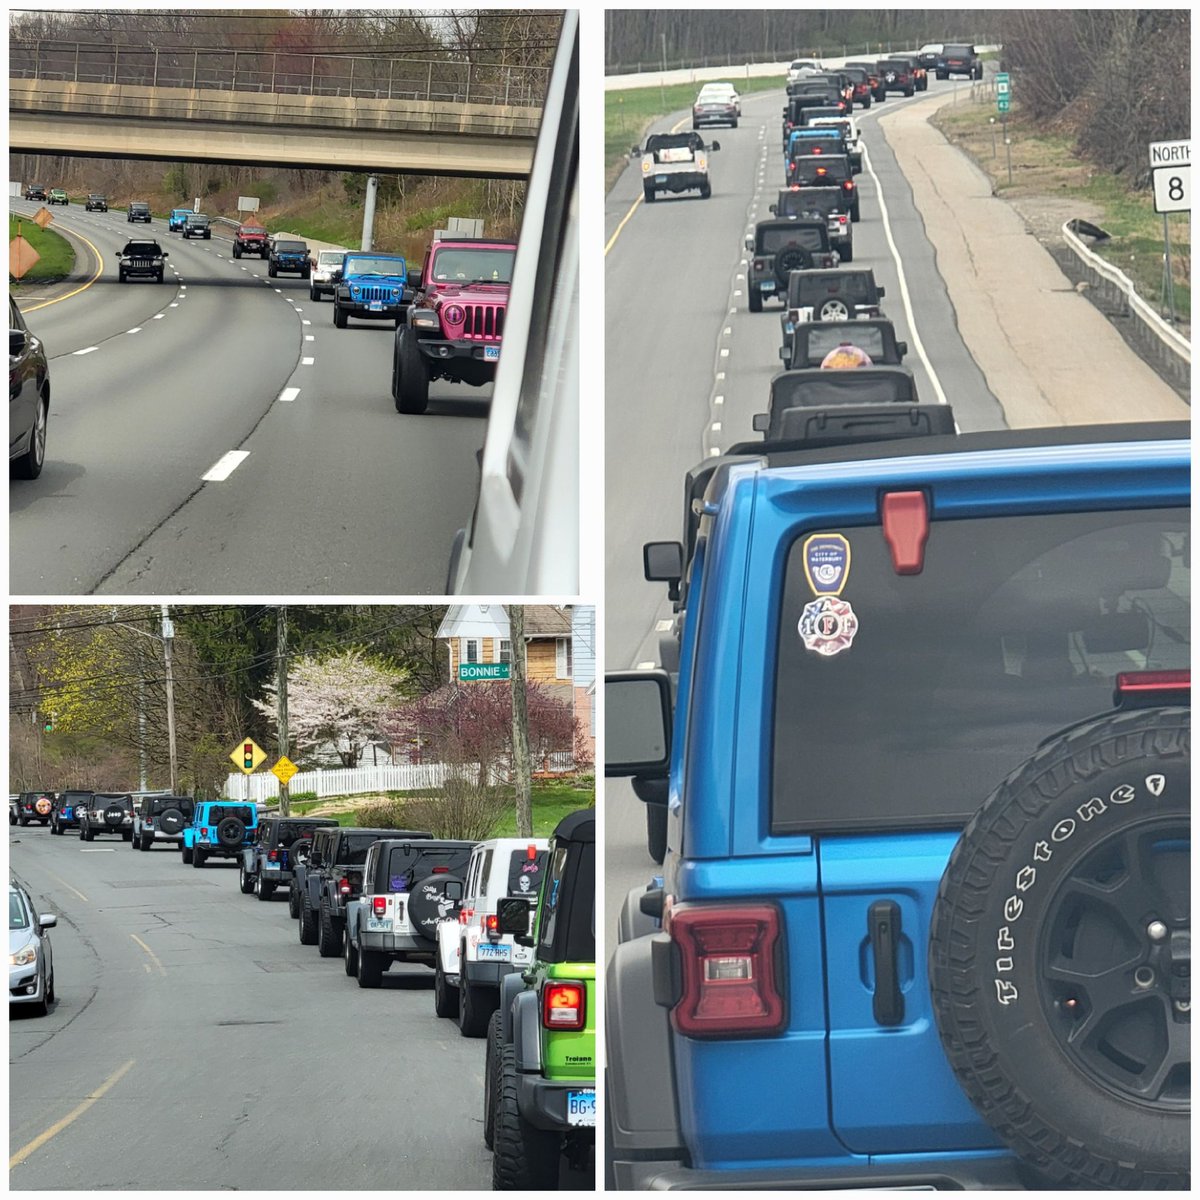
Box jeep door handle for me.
[868,900,904,1026]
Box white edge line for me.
[73,346,98,355]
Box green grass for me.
[606,75,785,188]
[9,214,76,282]
[933,102,1190,323]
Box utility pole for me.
[277,605,290,816]
[509,606,533,837]
[161,604,178,793]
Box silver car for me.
[9,883,56,1015]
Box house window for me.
[555,638,572,679]
[499,639,512,664]
[463,638,480,664]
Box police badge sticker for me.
[802,533,851,596]
[799,596,859,657]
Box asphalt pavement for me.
[9,823,491,1190]
[10,204,490,595]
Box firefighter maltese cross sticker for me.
[802,533,851,596]
[799,596,859,657]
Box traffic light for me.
[243,742,254,770]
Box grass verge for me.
[9,214,76,283]
[932,100,1190,324]
[606,75,785,190]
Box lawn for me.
[606,75,785,189]
[933,101,1190,324]
[9,214,76,283]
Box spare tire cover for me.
[104,805,125,826]
[217,817,246,847]
[158,808,185,835]
[35,797,52,815]
[774,244,813,287]
[929,706,1190,1189]
[406,874,465,942]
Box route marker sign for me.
[1150,140,1191,214]
[271,755,299,784]
[997,96,1010,113]
[995,73,1010,94]
[459,662,511,681]
[231,736,267,774]
[995,72,1010,114]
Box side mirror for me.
[643,540,683,584]
[37,914,57,930]
[753,412,770,432]
[496,896,535,942]
[630,145,641,156]
[878,285,886,297]
[161,251,168,258]
[768,204,777,215]
[897,340,908,358]
[710,141,721,151]
[605,669,672,778]
[744,236,754,252]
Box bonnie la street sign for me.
[459,662,511,681]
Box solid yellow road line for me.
[43,870,88,904]
[605,114,693,257]
[9,1059,136,1169]
[129,933,165,975]
[21,223,106,313]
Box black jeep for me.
[13,791,54,827]
[788,154,860,222]
[85,194,108,212]
[78,793,135,841]
[937,44,983,81]
[782,317,909,370]
[771,187,854,261]
[239,815,339,901]
[745,219,839,313]
[132,793,194,851]
[127,201,151,223]
[778,267,886,361]
[754,367,922,440]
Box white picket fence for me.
[224,753,575,804]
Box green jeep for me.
[485,809,595,1189]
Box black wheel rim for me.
[1038,815,1190,1110]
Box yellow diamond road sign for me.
[230,737,268,775]
[272,756,299,785]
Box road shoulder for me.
[878,91,1188,425]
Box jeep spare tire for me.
[930,706,1189,1189]
[35,797,52,816]
[104,805,125,827]
[158,808,185,835]
[773,245,813,288]
[407,874,464,942]
[217,817,246,848]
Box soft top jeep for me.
[778,266,886,362]
[232,224,269,259]
[485,809,595,1188]
[788,153,860,221]
[782,317,909,370]
[14,791,54,827]
[391,237,515,415]
[332,252,409,329]
[744,219,839,313]
[239,815,339,900]
[606,419,1190,1190]
[182,800,258,866]
[85,194,108,212]
[788,122,862,173]
[771,185,854,260]
[753,368,921,440]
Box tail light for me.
[668,903,785,1038]
[483,913,500,941]
[372,896,388,916]
[268,849,279,863]
[842,181,854,192]
[432,866,448,873]
[753,258,766,271]
[200,827,208,837]
[1115,669,1190,709]
[338,877,352,896]
[838,215,848,225]
[526,844,538,860]
[543,981,586,1030]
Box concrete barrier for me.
[1058,221,1190,398]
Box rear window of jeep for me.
[771,508,1190,834]
[384,845,472,890]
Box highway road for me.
[9,822,491,1190]
[9,204,490,595]
[603,83,1009,946]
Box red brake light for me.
[432,865,449,873]
[526,844,537,860]
[372,896,387,916]
[268,849,278,862]
[839,215,848,224]
[881,491,930,575]
[669,904,785,1038]
[484,914,499,934]
[200,827,208,836]
[339,877,351,895]
[543,982,586,1030]
[1116,670,1190,696]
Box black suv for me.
[772,187,854,262]
[118,241,168,284]
[778,266,886,361]
[79,793,135,841]
[25,184,47,201]
[50,790,91,835]
[239,815,339,901]
[182,213,212,240]
[127,201,151,223]
[13,792,54,827]
[132,793,194,851]
[85,194,108,212]
[268,239,312,279]
[937,44,983,81]
[877,58,917,97]
[745,219,839,313]
[754,366,923,441]
[788,155,860,222]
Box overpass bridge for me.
[9,41,545,177]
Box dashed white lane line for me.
[152,313,164,319]
[278,387,301,403]
[301,357,315,366]
[655,619,673,632]
[169,302,179,308]
[714,395,724,405]
[73,346,98,355]
[719,347,730,357]
[302,320,311,326]
[304,334,314,341]
[127,327,142,334]
[711,421,722,433]
[636,661,657,670]
[201,450,250,481]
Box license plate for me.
[760,281,775,291]
[655,175,668,184]
[263,864,280,872]
[566,1091,596,1127]
[476,943,510,961]
[368,301,383,312]
[367,915,392,931]
[484,345,500,362]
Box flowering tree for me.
[382,681,577,783]
[252,649,410,767]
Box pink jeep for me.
[390,237,515,415]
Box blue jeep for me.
[606,415,1190,1190]
[168,208,193,232]
[332,253,411,329]
[182,800,259,868]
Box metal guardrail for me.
[11,40,549,110]
[1060,220,1190,389]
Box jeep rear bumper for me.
[645,173,709,193]
[358,929,434,961]
[517,1073,596,1134]
[462,958,523,988]
[194,844,243,859]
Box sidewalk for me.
[878,91,1188,425]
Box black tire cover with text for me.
[929,706,1189,1189]
[104,805,125,826]
[158,808,185,835]
[406,874,464,941]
